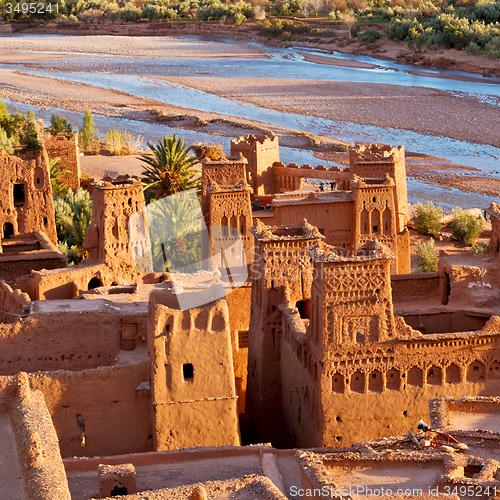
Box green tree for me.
[54,188,93,264]
[139,135,200,203]
[49,114,73,136]
[79,108,100,153]
[450,207,485,245]
[416,238,438,272]
[0,126,13,154]
[412,201,442,238]
[19,110,41,152]
[0,93,24,144]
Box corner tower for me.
[231,135,279,195]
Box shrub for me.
[485,35,500,58]
[49,114,73,135]
[196,0,229,20]
[412,201,442,238]
[50,158,71,198]
[450,207,485,245]
[230,0,254,17]
[142,0,172,20]
[470,241,487,254]
[232,11,247,23]
[278,0,303,14]
[78,8,105,22]
[386,17,423,40]
[79,109,100,154]
[416,238,438,272]
[58,241,81,266]
[119,3,142,21]
[359,27,382,42]
[259,18,311,34]
[466,40,481,53]
[105,129,142,155]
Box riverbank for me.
[14,19,500,78]
[1,32,500,201]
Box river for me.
[1,34,500,209]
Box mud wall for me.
[27,263,152,300]
[273,200,354,251]
[280,306,319,448]
[273,163,349,193]
[0,281,30,324]
[225,285,251,413]
[231,135,279,195]
[148,291,240,451]
[320,328,500,447]
[391,272,440,305]
[0,362,152,458]
[0,148,58,244]
[0,302,148,374]
[6,373,71,500]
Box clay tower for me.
[246,218,323,446]
[230,135,279,195]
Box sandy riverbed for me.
[1,33,500,198]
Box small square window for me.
[238,331,249,349]
[183,363,194,380]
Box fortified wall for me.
[200,155,254,267]
[247,219,500,449]
[350,142,408,232]
[0,232,67,284]
[216,138,411,274]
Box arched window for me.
[88,277,102,290]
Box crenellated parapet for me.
[231,135,279,195]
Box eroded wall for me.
[247,220,323,446]
[0,148,57,244]
[44,133,81,191]
[4,373,71,500]
[0,232,67,283]
[0,280,30,324]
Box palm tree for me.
[49,157,71,198]
[139,135,200,203]
[147,191,202,273]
